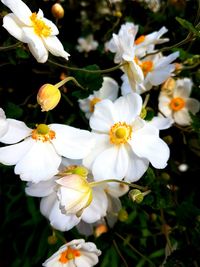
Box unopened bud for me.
[94,224,108,238]
[160,172,170,181]
[163,135,173,145]
[37,84,61,112]
[129,189,144,204]
[174,63,182,74]
[118,208,129,222]
[51,3,64,19]
[73,166,88,178]
[47,235,58,245]
[161,78,175,95]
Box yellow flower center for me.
[134,57,153,76]
[169,97,185,111]
[31,124,55,142]
[89,97,101,112]
[109,122,132,145]
[134,35,145,45]
[59,247,81,263]
[30,13,52,37]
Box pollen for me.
[169,97,185,111]
[134,57,153,76]
[30,13,52,37]
[31,124,56,142]
[109,122,132,145]
[59,247,81,263]
[134,35,145,45]
[89,97,101,112]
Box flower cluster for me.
[0,0,200,266]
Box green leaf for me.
[176,17,200,37]
[5,102,23,119]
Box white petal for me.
[130,125,170,168]
[15,141,61,182]
[125,148,149,182]
[22,27,48,63]
[90,99,116,133]
[0,138,33,165]
[114,93,142,123]
[0,109,8,138]
[43,36,70,60]
[173,109,191,126]
[148,116,173,130]
[106,182,129,197]
[81,187,108,223]
[92,145,129,181]
[174,78,192,98]
[149,65,175,85]
[155,52,179,68]
[186,98,200,114]
[0,119,31,144]
[74,253,99,267]
[83,134,110,170]
[97,77,119,101]
[158,94,172,117]
[50,124,95,159]
[2,14,26,42]
[25,178,55,197]
[1,0,32,25]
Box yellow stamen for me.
[109,122,132,145]
[89,97,101,112]
[169,97,185,111]
[30,13,52,37]
[31,124,55,142]
[134,35,145,45]
[59,247,81,263]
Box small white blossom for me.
[78,77,119,119]
[1,0,70,63]
[0,122,94,182]
[0,108,8,138]
[76,34,98,53]
[83,93,170,182]
[158,78,200,126]
[42,239,101,267]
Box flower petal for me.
[1,0,32,25]
[25,178,55,197]
[186,98,200,114]
[114,93,142,123]
[125,148,149,182]
[0,138,33,165]
[22,27,48,63]
[129,125,170,169]
[83,134,110,170]
[149,64,175,85]
[96,77,119,101]
[148,116,173,130]
[92,145,129,181]
[15,141,61,182]
[90,99,116,132]
[0,119,31,144]
[174,78,192,98]
[43,36,70,60]
[2,14,26,42]
[50,124,95,159]
[173,109,191,126]
[81,187,108,223]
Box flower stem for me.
[0,42,22,51]
[90,179,148,191]
[48,59,125,74]
[55,76,85,90]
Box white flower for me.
[0,122,94,182]
[42,239,101,267]
[0,108,8,138]
[78,77,119,119]
[1,0,70,63]
[83,93,170,182]
[76,34,98,53]
[121,52,179,94]
[158,78,200,126]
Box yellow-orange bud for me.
[37,84,61,112]
[51,3,65,19]
[94,224,108,238]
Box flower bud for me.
[94,224,108,238]
[48,235,58,245]
[129,189,144,204]
[37,84,61,112]
[118,208,129,222]
[56,174,93,217]
[51,3,64,19]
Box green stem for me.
[55,76,85,90]
[0,42,22,51]
[115,232,156,267]
[113,239,129,267]
[48,59,125,74]
[90,179,148,191]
